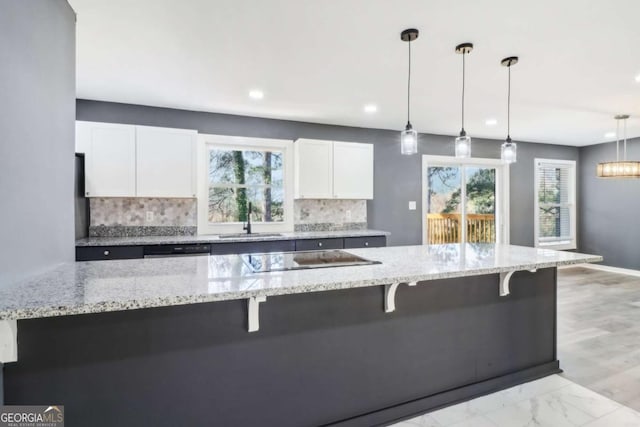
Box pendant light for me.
[597,115,640,178]
[400,28,419,155]
[454,43,473,158]
[500,56,518,163]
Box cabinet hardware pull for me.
[103,250,110,256]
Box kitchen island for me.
[0,244,601,426]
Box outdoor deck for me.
[427,213,495,244]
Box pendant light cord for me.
[624,118,627,161]
[616,119,620,162]
[407,40,412,125]
[507,65,511,139]
[461,52,466,132]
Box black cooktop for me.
[240,250,380,273]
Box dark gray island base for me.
[4,269,558,427]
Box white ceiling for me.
[69,0,640,146]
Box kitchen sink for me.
[218,233,283,239]
[241,250,381,272]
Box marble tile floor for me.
[390,266,640,427]
[390,374,640,427]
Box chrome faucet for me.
[243,202,252,235]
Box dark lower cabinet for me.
[295,238,344,251]
[344,236,386,249]
[76,236,387,261]
[76,245,144,261]
[210,240,295,255]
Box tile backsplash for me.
[89,198,197,237]
[88,198,368,237]
[294,199,367,232]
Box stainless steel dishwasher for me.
[143,244,211,258]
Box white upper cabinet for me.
[294,139,374,200]
[135,126,197,198]
[77,121,136,197]
[77,121,197,198]
[294,139,334,199]
[333,141,374,199]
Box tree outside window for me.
[208,149,284,223]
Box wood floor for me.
[558,266,640,412]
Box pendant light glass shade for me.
[597,115,640,178]
[455,134,471,158]
[501,138,517,164]
[500,57,518,164]
[400,29,419,155]
[401,123,418,155]
[454,43,473,158]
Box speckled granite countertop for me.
[0,244,601,321]
[76,229,391,247]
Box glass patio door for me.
[422,156,508,245]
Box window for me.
[208,149,284,223]
[422,155,510,245]
[198,135,293,234]
[534,159,576,250]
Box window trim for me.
[197,134,294,235]
[534,158,577,250]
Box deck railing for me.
[427,213,495,244]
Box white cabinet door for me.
[294,139,333,198]
[135,126,197,198]
[333,142,374,199]
[80,121,136,197]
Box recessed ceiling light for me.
[485,118,498,126]
[605,131,616,138]
[249,89,264,100]
[363,104,377,113]
[635,74,640,83]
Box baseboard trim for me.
[562,263,640,278]
[330,361,561,427]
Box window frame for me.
[534,158,577,250]
[197,134,294,234]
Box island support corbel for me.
[247,295,267,332]
[384,281,417,313]
[0,319,17,363]
[499,269,537,296]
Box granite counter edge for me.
[0,255,602,321]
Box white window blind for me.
[534,159,576,250]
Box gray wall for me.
[0,0,76,285]
[77,100,579,247]
[369,131,579,246]
[579,138,640,270]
